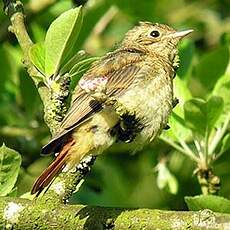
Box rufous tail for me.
[31,139,75,195]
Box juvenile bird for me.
[31,22,193,194]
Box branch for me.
[0,196,229,229]
[39,155,96,203]
[3,0,94,201]
[3,0,69,134]
[0,0,57,43]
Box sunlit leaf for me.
[45,7,83,76]
[206,96,223,130]
[184,98,206,135]
[185,195,230,213]
[29,42,46,76]
[212,74,230,125]
[0,144,21,196]
[59,50,87,75]
[184,96,223,136]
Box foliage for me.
[0,0,229,212]
[185,195,230,214]
[0,144,21,196]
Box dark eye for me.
[150,30,160,38]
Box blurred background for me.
[0,0,229,210]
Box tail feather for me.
[31,139,75,195]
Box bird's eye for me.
[150,30,160,38]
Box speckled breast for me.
[118,70,173,147]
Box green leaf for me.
[212,74,230,125]
[161,77,192,142]
[206,96,223,129]
[59,50,87,75]
[177,40,194,79]
[45,6,83,76]
[0,144,21,196]
[185,195,230,213]
[29,43,46,76]
[195,46,229,91]
[156,162,178,195]
[184,96,223,136]
[184,98,206,136]
[69,56,98,77]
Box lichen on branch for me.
[0,196,229,230]
[3,0,94,203]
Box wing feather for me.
[42,53,143,154]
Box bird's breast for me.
[118,72,173,146]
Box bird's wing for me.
[42,56,143,154]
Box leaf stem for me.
[193,138,207,167]
[209,114,230,155]
[161,137,199,162]
[179,139,199,162]
[204,129,209,164]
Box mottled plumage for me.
[32,22,192,194]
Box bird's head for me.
[121,22,193,66]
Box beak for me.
[172,29,193,39]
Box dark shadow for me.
[76,205,129,230]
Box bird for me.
[31,22,193,195]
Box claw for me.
[164,124,170,130]
[172,97,179,108]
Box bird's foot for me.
[163,124,170,130]
[90,91,108,103]
[172,97,179,108]
[106,96,143,143]
[105,96,135,117]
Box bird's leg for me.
[163,98,179,130]
[163,124,170,130]
[172,97,179,108]
[87,87,140,143]
[106,96,142,143]
[105,96,134,116]
[90,91,108,103]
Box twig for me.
[93,6,118,36]
[39,155,96,203]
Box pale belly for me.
[118,74,173,148]
[70,74,173,161]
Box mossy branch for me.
[0,196,229,230]
[3,1,229,230]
